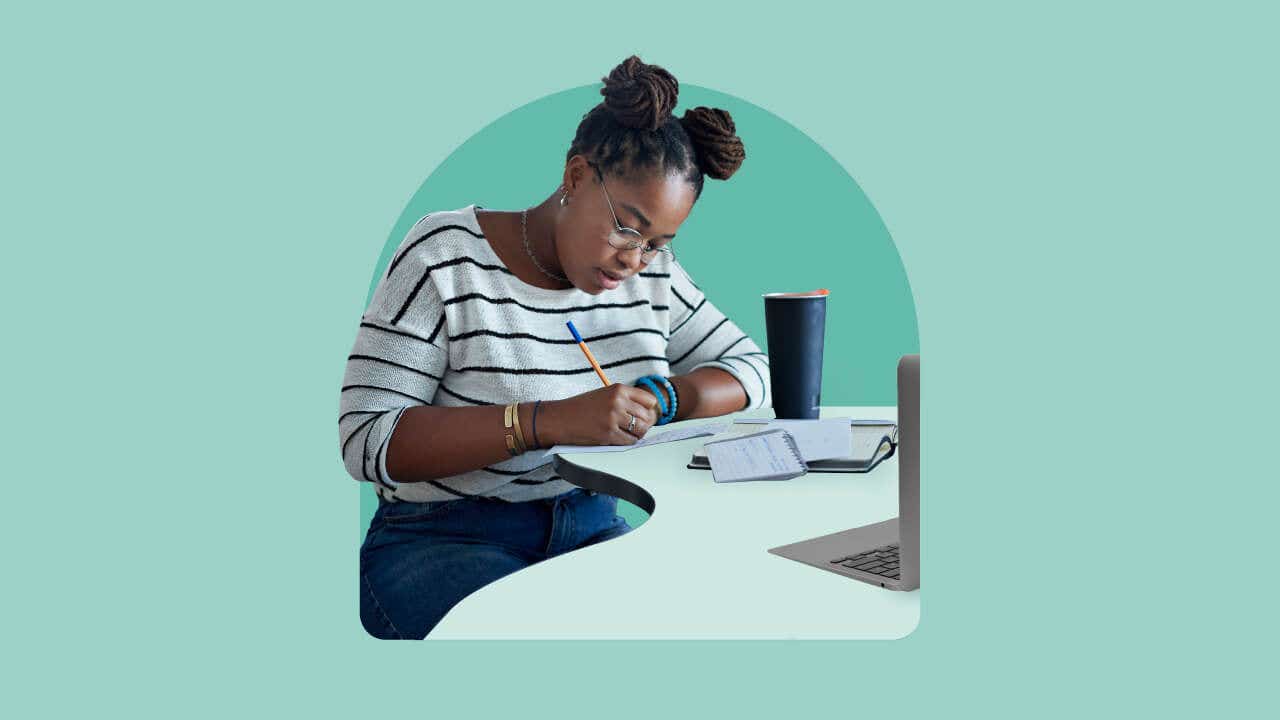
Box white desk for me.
[432,406,920,639]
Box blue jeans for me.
[360,487,632,639]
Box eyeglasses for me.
[589,162,675,266]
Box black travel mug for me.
[763,290,828,419]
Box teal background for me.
[4,1,1275,717]
[358,84,917,532]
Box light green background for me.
[358,84,918,532]
[4,2,1275,717]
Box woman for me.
[340,56,772,639]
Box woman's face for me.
[556,157,697,294]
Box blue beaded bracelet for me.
[635,374,679,425]
[658,376,678,424]
[635,376,667,421]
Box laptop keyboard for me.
[830,543,900,579]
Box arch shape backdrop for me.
[357,84,919,528]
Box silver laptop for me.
[768,354,920,591]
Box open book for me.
[689,421,897,474]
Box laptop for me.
[767,354,920,591]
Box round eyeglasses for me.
[590,163,675,266]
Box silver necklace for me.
[522,209,570,284]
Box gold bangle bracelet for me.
[503,403,522,456]
[511,402,528,452]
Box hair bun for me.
[679,106,745,180]
[600,55,679,131]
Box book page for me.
[851,426,896,461]
[547,422,730,456]
[750,419,854,461]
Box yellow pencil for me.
[566,321,611,386]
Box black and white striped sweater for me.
[338,205,771,503]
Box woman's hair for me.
[565,56,745,201]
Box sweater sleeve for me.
[665,261,771,412]
[338,220,450,488]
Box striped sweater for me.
[338,204,772,503]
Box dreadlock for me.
[565,56,746,201]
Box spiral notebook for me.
[702,428,809,483]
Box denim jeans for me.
[359,487,632,639]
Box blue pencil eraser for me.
[566,321,583,344]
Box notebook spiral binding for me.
[777,430,807,470]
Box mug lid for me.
[763,288,830,299]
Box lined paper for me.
[705,429,807,483]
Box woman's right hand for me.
[540,384,661,447]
